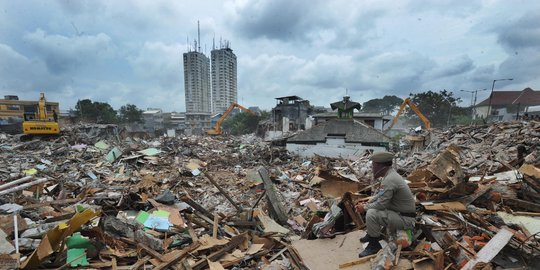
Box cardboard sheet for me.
[292,230,370,270]
[321,180,359,198]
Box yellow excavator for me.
[207,102,255,135]
[384,97,431,133]
[22,93,60,137]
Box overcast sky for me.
[1,0,539,111]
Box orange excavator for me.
[207,102,255,135]
[384,97,431,133]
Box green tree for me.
[407,90,462,128]
[362,95,404,115]
[222,111,269,135]
[75,99,97,119]
[118,104,143,123]
[75,99,118,124]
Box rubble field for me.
[0,121,540,270]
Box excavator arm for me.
[384,98,431,133]
[37,93,48,120]
[207,102,255,135]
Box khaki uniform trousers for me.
[366,209,415,238]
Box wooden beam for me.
[505,198,540,212]
[180,193,215,220]
[342,192,364,230]
[192,234,247,270]
[137,243,164,261]
[129,255,151,270]
[258,167,288,225]
[212,214,219,239]
[461,228,513,270]
[204,174,242,212]
[153,244,199,270]
[339,254,377,268]
[522,175,540,194]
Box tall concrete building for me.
[183,51,211,113]
[211,42,237,113]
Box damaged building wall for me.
[286,119,390,159]
[286,137,386,159]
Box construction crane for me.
[207,102,255,135]
[22,93,60,137]
[384,97,431,133]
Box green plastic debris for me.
[94,140,110,150]
[137,148,162,156]
[152,209,170,218]
[66,232,92,267]
[135,211,150,225]
[105,147,122,162]
[66,232,92,249]
[75,205,87,213]
[67,248,89,267]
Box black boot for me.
[360,234,382,243]
[358,239,382,257]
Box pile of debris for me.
[0,121,539,270]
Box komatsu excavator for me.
[22,93,60,138]
[207,102,255,135]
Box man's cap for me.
[371,151,395,163]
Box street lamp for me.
[487,78,513,120]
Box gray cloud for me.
[23,29,114,74]
[493,12,540,86]
[230,0,328,41]
[128,42,183,88]
[56,0,104,15]
[0,43,64,94]
[429,55,475,79]
[496,13,540,51]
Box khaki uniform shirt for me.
[365,168,415,214]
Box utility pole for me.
[487,78,513,121]
[461,88,487,119]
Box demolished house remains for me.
[0,119,540,269]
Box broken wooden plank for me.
[505,198,540,212]
[180,193,215,220]
[519,164,540,179]
[422,201,467,211]
[426,147,464,186]
[137,243,164,261]
[463,186,492,206]
[461,228,513,270]
[153,243,200,270]
[192,234,247,270]
[338,254,377,268]
[129,255,151,270]
[258,167,288,225]
[522,175,540,194]
[204,174,243,212]
[342,192,364,230]
[212,214,219,238]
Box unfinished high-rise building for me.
[183,50,211,113]
[182,22,212,134]
[211,41,237,113]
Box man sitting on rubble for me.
[355,151,416,257]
